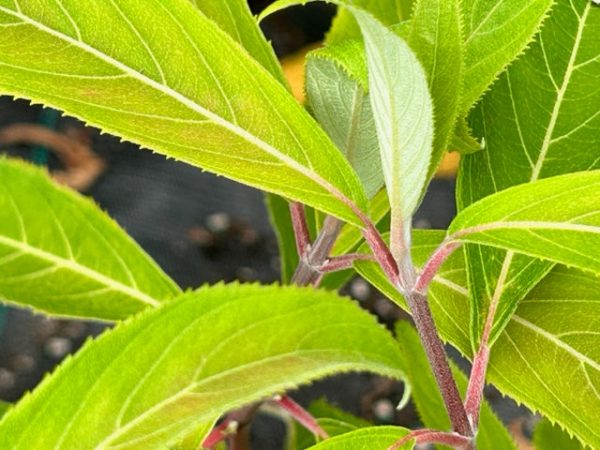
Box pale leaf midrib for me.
[0,235,159,307]
[452,220,600,239]
[0,5,355,212]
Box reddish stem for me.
[273,395,329,440]
[202,419,237,449]
[289,202,311,257]
[414,241,461,293]
[464,344,490,430]
[319,253,374,272]
[387,429,474,450]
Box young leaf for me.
[0,0,368,226]
[460,0,554,112]
[409,0,464,181]
[450,171,600,278]
[306,426,412,449]
[534,419,585,450]
[349,8,434,262]
[187,0,285,85]
[306,40,383,198]
[0,283,406,450]
[458,0,600,347]
[327,0,412,44]
[356,231,600,448]
[395,322,516,450]
[0,159,179,320]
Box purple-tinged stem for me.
[387,429,474,450]
[414,241,461,293]
[273,395,329,439]
[289,202,311,257]
[319,253,374,272]
[464,344,490,430]
[202,419,237,449]
[362,226,400,287]
[404,290,473,439]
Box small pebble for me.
[10,354,35,373]
[414,218,431,229]
[206,212,231,233]
[0,368,15,390]
[44,337,72,360]
[374,298,396,318]
[63,322,87,339]
[350,278,371,301]
[373,398,395,422]
[236,266,257,281]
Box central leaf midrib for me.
[0,234,160,307]
[0,5,354,211]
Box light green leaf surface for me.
[0,159,179,320]
[355,231,600,448]
[0,283,406,450]
[0,401,10,420]
[170,420,216,450]
[395,322,516,450]
[306,40,383,198]
[351,7,433,258]
[450,171,600,278]
[293,399,371,449]
[306,426,412,450]
[188,0,285,85]
[0,0,368,226]
[409,0,463,181]
[534,419,584,450]
[450,118,481,155]
[458,0,600,347]
[327,0,412,44]
[460,0,554,113]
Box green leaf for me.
[170,420,216,450]
[409,0,464,181]
[450,171,600,281]
[293,399,371,449]
[306,426,412,449]
[327,0,412,44]
[187,0,285,85]
[0,159,179,320]
[0,401,10,420]
[457,0,600,347]
[0,0,368,226]
[356,231,600,448]
[350,7,433,259]
[306,40,383,199]
[395,322,516,450]
[460,0,554,113]
[534,419,584,450]
[449,118,481,155]
[0,283,406,450]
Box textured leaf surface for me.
[306,40,383,198]
[409,0,463,180]
[458,0,600,346]
[306,426,412,449]
[0,283,406,450]
[395,322,516,450]
[355,231,600,448]
[327,0,412,44]
[460,0,553,112]
[534,419,584,450]
[0,159,179,320]
[450,171,600,278]
[352,8,433,256]
[188,0,284,84]
[0,0,368,225]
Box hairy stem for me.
[404,290,473,439]
[387,429,474,450]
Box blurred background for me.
[0,2,529,448]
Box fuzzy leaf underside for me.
[0,0,368,226]
[460,0,554,113]
[306,426,412,450]
[0,159,179,320]
[354,230,600,448]
[0,283,406,450]
[450,171,600,277]
[306,41,383,198]
[395,322,516,450]
[457,0,600,347]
